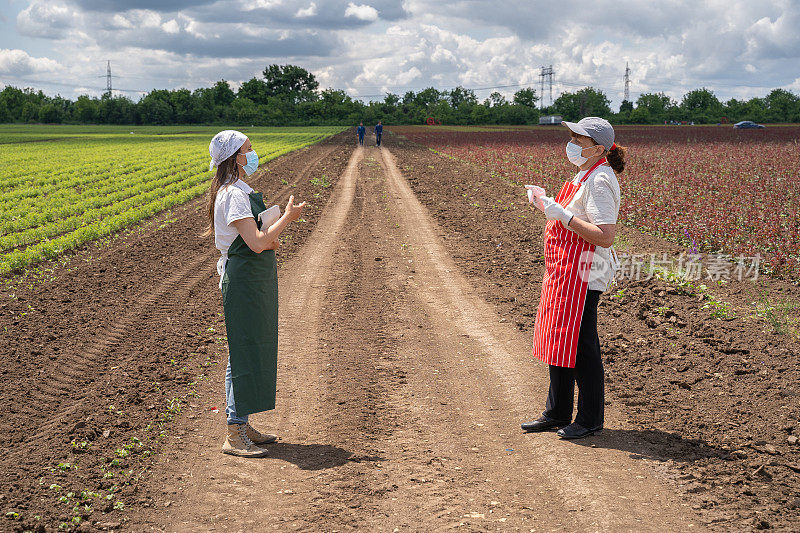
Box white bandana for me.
[209,130,247,171]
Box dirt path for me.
[136,145,703,532]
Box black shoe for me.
[521,416,569,432]
[556,422,602,439]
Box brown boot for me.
[221,423,269,458]
[246,423,278,445]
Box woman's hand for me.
[284,195,306,223]
[527,193,552,213]
[231,195,307,254]
[525,185,547,211]
[541,196,573,226]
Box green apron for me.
[221,191,278,417]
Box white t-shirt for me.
[564,164,621,292]
[214,179,254,289]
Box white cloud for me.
[161,19,180,34]
[295,2,317,17]
[0,49,62,76]
[111,14,133,29]
[5,0,800,106]
[744,8,800,60]
[135,10,164,29]
[251,0,285,8]
[16,0,77,38]
[344,2,378,22]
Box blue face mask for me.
[241,150,259,176]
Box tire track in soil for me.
[283,151,408,528]
[266,144,360,434]
[19,254,213,439]
[297,148,580,531]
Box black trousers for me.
[542,289,604,428]
[376,133,382,146]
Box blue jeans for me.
[225,356,248,425]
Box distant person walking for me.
[374,121,383,147]
[356,122,366,145]
[206,130,306,457]
[522,117,624,440]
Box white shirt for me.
[564,164,621,292]
[214,179,254,289]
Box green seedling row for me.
[0,125,343,274]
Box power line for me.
[347,74,627,100]
[11,57,776,102]
[627,74,782,90]
[1,75,144,95]
[2,64,787,105]
[346,72,784,102]
[0,72,633,101]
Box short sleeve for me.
[584,173,619,226]
[221,188,254,226]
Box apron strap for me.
[578,157,608,184]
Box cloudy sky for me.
[1,0,799,109]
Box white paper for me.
[524,184,545,203]
[258,205,281,228]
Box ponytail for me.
[606,143,627,174]
[202,153,241,237]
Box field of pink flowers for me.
[393,125,800,280]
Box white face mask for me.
[566,141,588,166]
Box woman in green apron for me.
[206,130,306,457]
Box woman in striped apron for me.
[206,130,306,457]
[522,117,626,439]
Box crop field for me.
[0,125,343,275]
[393,125,800,279]
[1,128,800,532]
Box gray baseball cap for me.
[562,117,615,150]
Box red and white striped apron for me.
[532,158,607,368]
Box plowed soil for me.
[1,131,798,532]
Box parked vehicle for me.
[733,120,766,129]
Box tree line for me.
[1,64,798,126]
